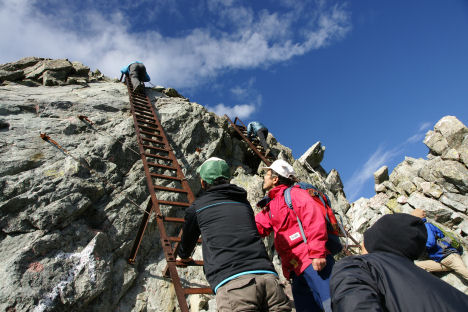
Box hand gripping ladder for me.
[224,115,274,166]
[125,79,212,312]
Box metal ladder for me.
[125,79,212,312]
[224,115,274,166]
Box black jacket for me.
[330,252,468,311]
[178,183,276,291]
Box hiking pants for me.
[416,253,468,281]
[215,273,291,312]
[290,255,334,312]
[129,62,146,92]
[256,128,269,152]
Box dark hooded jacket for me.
[178,183,276,292]
[330,213,468,312]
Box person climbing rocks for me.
[330,213,468,312]
[246,121,270,156]
[178,157,291,312]
[255,159,333,312]
[412,208,468,281]
[120,61,150,93]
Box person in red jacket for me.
[255,159,333,312]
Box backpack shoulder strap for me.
[284,186,307,243]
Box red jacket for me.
[255,184,329,279]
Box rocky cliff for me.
[1,57,467,311]
[346,115,468,292]
[0,57,349,312]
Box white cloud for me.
[345,145,400,202]
[208,103,256,119]
[0,0,351,89]
[207,93,262,119]
[406,121,431,143]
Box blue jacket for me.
[424,218,458,262]
[120,61,150,81]
[247,121,267,138]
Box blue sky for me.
[1,0,467,201]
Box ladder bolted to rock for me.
[224,115,274,166]
[124,79,212,312]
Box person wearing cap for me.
[120,61,151,93]
[412,208,468,281]
[178,157,291,312]
[255,159,333,312]
[330,213,468,312]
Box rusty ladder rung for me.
[184,288,213,295]
[145,153,173,162]
[154,185,188,194]
[176,260,204,266]
[169,237,202,243]
[141,137,165,145]
[138,124,161,132]
[147,162,177,170]
[142,144,169,153]
[157,200,191,207]
[140,130,163,138]
[150,173,182,181]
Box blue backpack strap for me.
[284,186,308,244]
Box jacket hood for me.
[205,183,248,203]
[364,213,427,260]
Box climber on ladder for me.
[120,61,151,93]
[247,121,271,156]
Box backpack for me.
[433,223,463,252]
[284,182,346,255]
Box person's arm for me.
[292,188,328,260]
[255,209,273,237]
[178,206,201,259]
[330,256,384,312]
[119,73,124,82]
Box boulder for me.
[424,130,449,155]
[25,59,73,80]
[162,87,182,97]
[71,61,90,76]
[0,56,43,71]
[325,169,344,193]
[298,141,325,169]
[434,116,468,149]
[373,165,389,184]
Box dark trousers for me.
[256,128,269,152]
[290,255,334,312]
[129,63,146,92]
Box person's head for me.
[362,213,427,260]
[411,208,426,219]
[197,157,230,190]
[262,159,296,191]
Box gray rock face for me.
[348,115,468,294]
[0,58,349,312]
